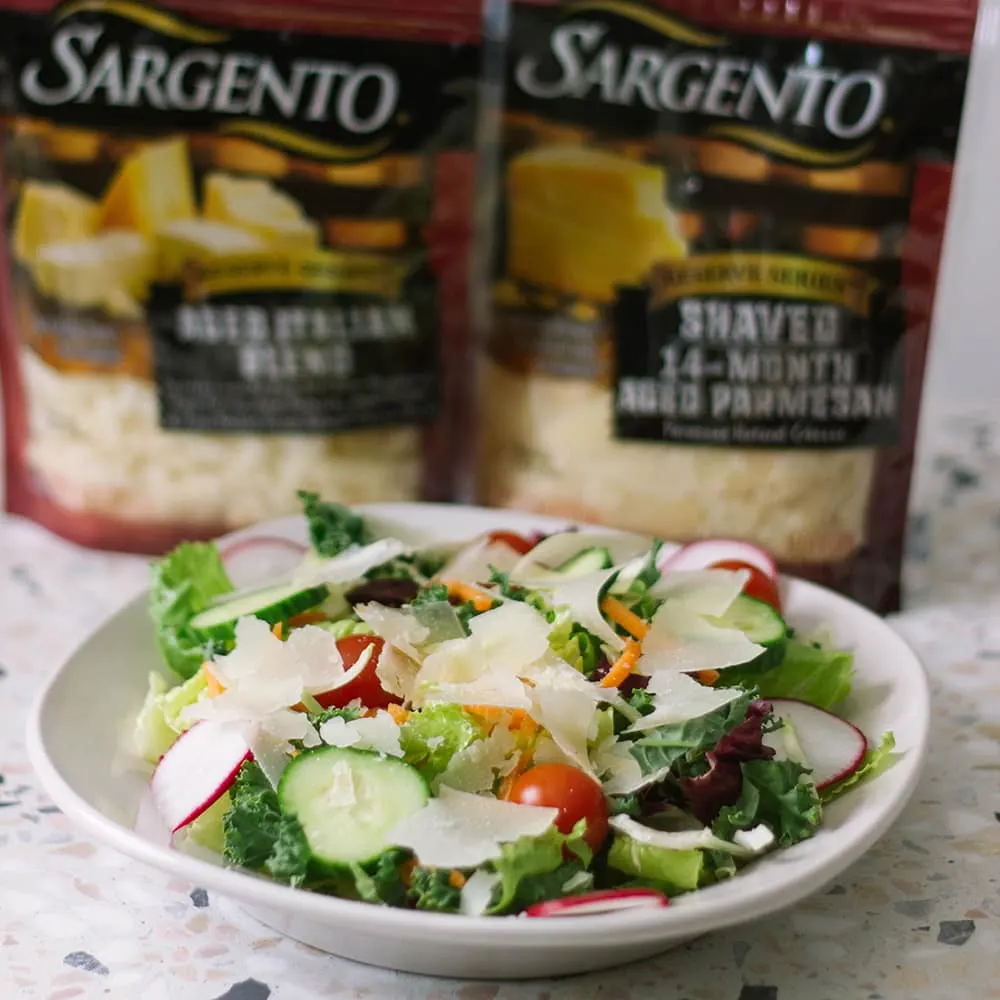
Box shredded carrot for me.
[442,579,494,613]
[695,669,720,686]
[400,859,417,889]
[287,610,326,629]
[599,638,643,689]
[448,870,467,890]
[465,705,506,726]
[362,707,379,718]
[202,663,224,698]
[387,704,410,724]
[271,621,284,640]
[600,595,649,640]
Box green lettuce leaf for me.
[713,759,822,847]
[606,836,703,893]
[351,848,411,907]
[223,761,282,871]
[149,542,234,679]
[399,704,486,782]
[548,616,603,675]
[222,761,313,886]
[184,791,230,853]
[315,618,374,639]
[485,820,592,915]
[628,690,756,777]
[298,490,370,557]
[723,638,854,711]
[407,866,463,912]
[132,670,208,763]
[820,732,897,804]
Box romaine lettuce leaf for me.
[819,732,897,804]
[132,670,208,763]
[607,836,703,892]
[149,542,233,679]
[724,637,854,711]
[184,791,230,853]
[484,819,592,914]
[399,704,486,782]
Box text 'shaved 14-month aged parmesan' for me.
[0,0,480,552]
[479,0,977,612]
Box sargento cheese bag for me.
[477,0,977,612]
[0,0,479,552]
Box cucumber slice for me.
[278,746,428,871]
[189,581,329,639]
[711,594,786,647]
[556,547,613,576]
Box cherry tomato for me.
[508,763,609,854]
[709,559,781,611]
[487,530,537,555]
[313,635,400,710]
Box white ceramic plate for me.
[27,503,930,980]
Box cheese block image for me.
[506,147,686,302]
[155,218,267,280]
[100,137,196,237]
[33,229,154,310]
[203,173,319,249]
[13,181,99,267]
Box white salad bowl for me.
[26,503,930,980]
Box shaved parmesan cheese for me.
[413,601,552,709]
[245,726,295,790]
[511,530,646,582]
[593,736,643,794]
[610,815,774,856]
[460,870,501,917]
[424,676,532,712]
[375,645,419,701]
[625,672,743,733]
[651,569,749,618]
[349,712,404,758]
[319,711,403,758]
[441,536,522,586]
[532,568,625,655]
[530,686,599,777]
[318,715,360,749]
[531,733,574,768]
[435,725,518,794]
[387,786,558,868]
[284,625,347,692]
[292,538,412,588]
[734,825,777,853]
[638,602,763,675]
[324,758,357,808]
[354,603,429,661]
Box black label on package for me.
[149,256,439,433]
[613,253,905,448]
[0,1,479,160]
[507,1,966,166]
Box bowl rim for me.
[25,501,931,949]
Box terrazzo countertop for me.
[2,410,1000,1000]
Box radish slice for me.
[220,536,307,590]
[525,888,669,919]
[767,698,868,790]
[151,721,251,833]
[659,539,777,579]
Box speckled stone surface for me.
[2,413,999,1000]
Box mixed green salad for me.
[132,493,897,918]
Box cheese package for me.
[0,0,479,552]
[477,0,977,613]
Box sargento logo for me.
[16,2,401,156]
[514,2,890,153]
